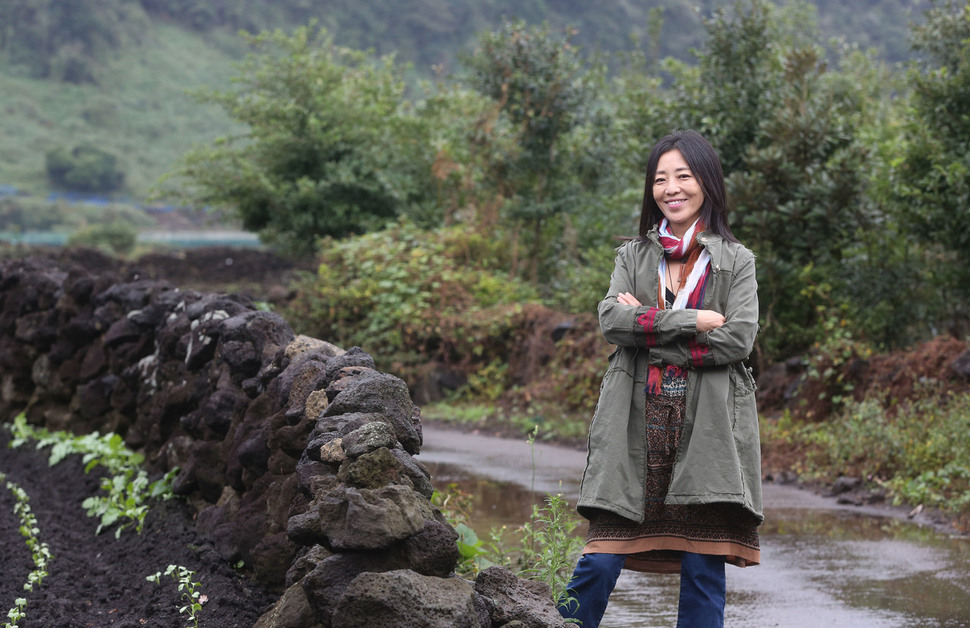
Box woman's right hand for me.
[696,310,726,332]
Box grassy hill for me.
[0,23,242,199]
[0,0,929,201]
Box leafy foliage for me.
[165,24,434,254]
[45,144,125,193]
[432,431,584,611]
[894,0,970,300]
[147,564,206,628]
[515,492,584,612]
[0,473,52,628]
[67,220,137,255]
[285,220,540,383]
[463,20,621,283]
[7,414,178,538]
[763,385,970,521]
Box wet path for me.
[417,426,970,627]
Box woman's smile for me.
[653,149,705,237]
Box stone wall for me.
[0,253,565,628]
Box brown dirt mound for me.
[758,335,970,421]
[865,335,970,401]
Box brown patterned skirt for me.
[583,392,761,573]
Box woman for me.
[560,130,762,628]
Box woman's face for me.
[653,148,705,238]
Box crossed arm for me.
[598,245,758,368]
[616,291,725,332]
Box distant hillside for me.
[312,0,928,74]
[0,0,929,200]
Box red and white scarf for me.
[645,218,712,395]
[657,218,711,309]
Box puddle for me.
[418,426,970,627]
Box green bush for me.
[285,219,540,386]
[0,197,66,232]
[45,144,125,193]
[68,220,138,256]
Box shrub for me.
[45,144,125,193]
[766,386,970,520]
[67,220,137,256]
[285,220,540,389]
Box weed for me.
[6,413,178,537]
[433,427,583,614]
[147,564,207,628]
[516,493,584,613]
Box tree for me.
[463,20,618,283]
[164,24,434,254]
[894,0,970,305]
[46,144,125,193]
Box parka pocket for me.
[730,363,757,395]
[729,363,757,429]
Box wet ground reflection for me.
[422,453,970,627]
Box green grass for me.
[0,23,242,199]
[761,386,970,523]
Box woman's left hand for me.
[617,292,642,306]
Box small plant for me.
[5,599,26,628]
[431,483,490,575]
[1,472,53,628]
[7,413,178,537]
[147,564,207,628]
[433,427,584,615]
[517,492,584,614]
[797,279,873,415]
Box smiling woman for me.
[560,129,761,628]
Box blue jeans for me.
[559,552,726,628]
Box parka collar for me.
[643,227,724,267]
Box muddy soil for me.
[0,428,275,628]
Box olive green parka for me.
[576,228,763,524]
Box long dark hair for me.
[638,130,738,242]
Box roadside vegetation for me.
[433,429,585,613]
[766,389,970,521]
